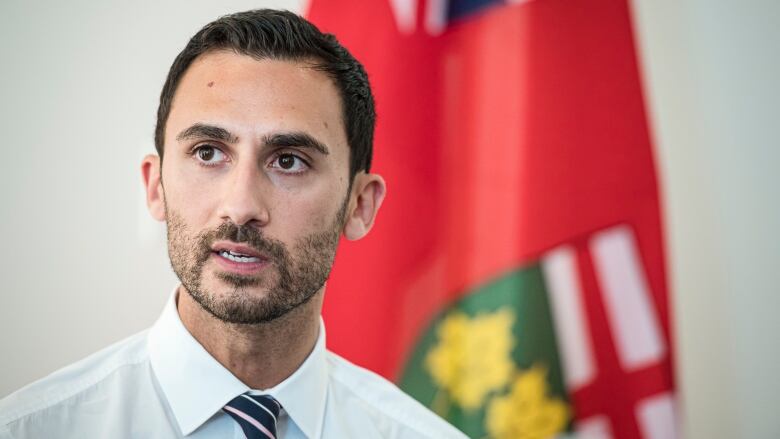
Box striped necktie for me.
[223,393,282,439]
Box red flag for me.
[309,1,676,437]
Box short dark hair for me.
[155,9,375,178]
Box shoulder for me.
[0,330,150,428]
[325,351,467,439]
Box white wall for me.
[1,0,778,437]
[631,0,780,437]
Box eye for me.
[193,145,226,165]
[270,153,309,173]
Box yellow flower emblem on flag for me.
[486,364,569,439]
[424,308,515,410]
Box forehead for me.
[166,50,346,151]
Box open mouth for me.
[217,250,262,263]
[209,241,269,275]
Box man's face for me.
[158,51,353,324]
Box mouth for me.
[216,249,262,263]
[210,242,269,275]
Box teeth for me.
[219,250,260,263]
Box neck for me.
[176,285,323,390]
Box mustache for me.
[195,222,288,265]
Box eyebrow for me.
[176,123,239,144]
[175,123,330,155]
[262,132,330,155]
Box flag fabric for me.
[308,1,676,438]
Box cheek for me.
[162,168,222,225]
[272,186,345,234]
[275,197,328,231]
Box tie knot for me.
[223,394,281,439]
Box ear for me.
[141,154,166,222]
[343,172,386,241]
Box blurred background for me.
[0,0,777,438]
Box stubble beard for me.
[165,199,347,325]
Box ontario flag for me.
[308,1,677,438]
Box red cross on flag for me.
[308,1,677,437]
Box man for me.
[0,9,466,439]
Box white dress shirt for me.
[0,288,466,439]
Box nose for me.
[216,159,270,227]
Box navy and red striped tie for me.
[223,394,281,439]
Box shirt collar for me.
[148,286,328,438]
